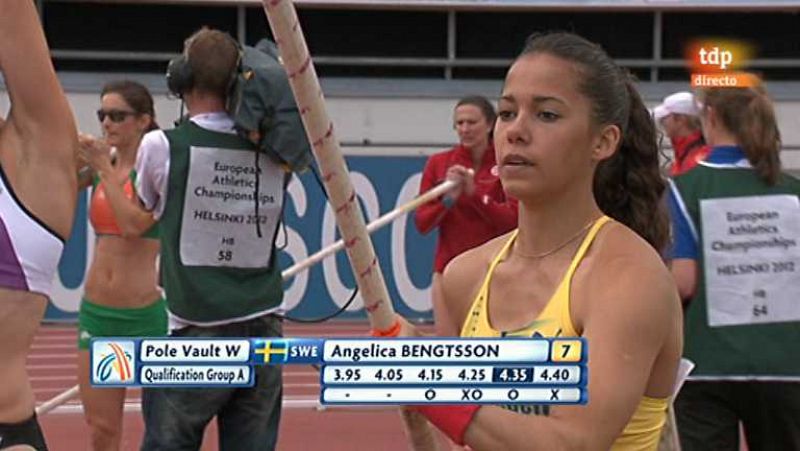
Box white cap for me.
[652,92,699,121]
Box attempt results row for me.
[323,364,583,385]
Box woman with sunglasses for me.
[0,2,78,449]
[77,80,165,451]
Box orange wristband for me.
[370,318,401,337]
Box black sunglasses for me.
[97,109,137,123]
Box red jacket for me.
[670,130,711,176]
[415,144,518,273]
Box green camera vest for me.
[160,121,284,323]
[672,163,800,378]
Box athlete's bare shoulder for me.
[592,220,670,275]
[440,230,516,333]
[572,219,679,334]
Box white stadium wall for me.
[5,81,797,164]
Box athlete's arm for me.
[98,166,157,237]
[666,180,700,301]
[0,0,76,165]
[0,0,78,238]
[76,134,96,190]
[81,136,155,236]
[134,130,170,220]
[396,247,491,451]
[439,243,494,336]
[670,259,698,300]
[415,156,452,234]
[453,246,678,450]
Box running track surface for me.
[31,321,440,450]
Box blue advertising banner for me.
[47,155,437,321]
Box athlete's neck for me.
[114,142,139,167]
[704,124,737,147]
[514,183,602,259]
[467,141,489,167]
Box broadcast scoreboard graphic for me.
[91,337,588,405]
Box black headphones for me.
[166,32,242,99]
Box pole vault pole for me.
[261,0,395,332]
[282,179,458,280]
[260,1,439,448]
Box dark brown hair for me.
[101,80,158,131]
[456,95,497,125]
[520,32,669,252]
[697,82,781,185]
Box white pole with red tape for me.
[261,0,396,333]
[259,1,439,448]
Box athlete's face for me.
[99,93,149,150]
[494,53,618,202]
[659,114,679,138]
[454,104,492,151]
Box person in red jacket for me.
[653,91,711,176]
[415,95,518,336]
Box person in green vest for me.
[134,28,286,450]
[668,81,800,451]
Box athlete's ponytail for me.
[594,76,669,252]
[698,83,781,185]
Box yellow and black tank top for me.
[460,216,668,451]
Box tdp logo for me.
[253,339,288,364]
[698,47,733,70]
[91,340,136,386]
[686,39,756,88]
[687,39,752,73]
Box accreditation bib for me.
[180,146,284,268]
[700,195,800,327]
